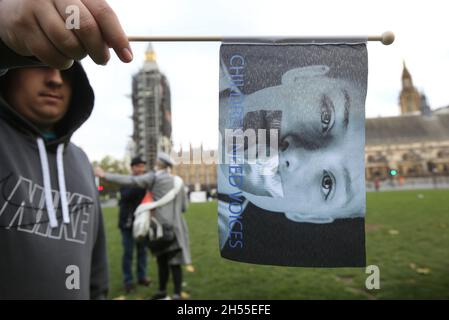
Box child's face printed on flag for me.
[242,66,364,151]
[230,66,365,222]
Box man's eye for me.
[320,94,335,135]
[321,170,335,200]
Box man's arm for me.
[104,172,156,190]
[0,0,133,70]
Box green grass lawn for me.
[103,189,449,299]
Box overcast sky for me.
[71,0,449,161]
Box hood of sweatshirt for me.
[0,60,95,228]
[0,61,95,148]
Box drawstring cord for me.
[57,143,70,224]
[36,138,70,228]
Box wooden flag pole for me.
[128,31,395,45]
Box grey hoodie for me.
[0,40,108,299]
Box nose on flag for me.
[218,39,367,267]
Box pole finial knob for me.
[381,31,395,45]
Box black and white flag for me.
[218,41,367,267]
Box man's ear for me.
[282,65,330,85]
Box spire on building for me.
[143,43,159,72]
[402,60,411,79]
[401,61,415,89]
[399,61,421,115]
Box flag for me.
[218,41,367,267]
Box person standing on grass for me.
[374,177,381,191]
[119,156,152,293]
[95,153,191,300]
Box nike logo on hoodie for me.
[0,173,93,244]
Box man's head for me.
[130,156,146,176]
[155,152,174,171]
[2,67,72,131]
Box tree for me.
[92,156,130,198]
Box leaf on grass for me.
[416,268,431,275]
[366,224,383,232]
[336,275,355,284]
[181,291,191,299]
[185,265,196,273]
[388,229,399,236]
[113,295,126,300]
[409,263,416,270]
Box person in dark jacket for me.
[119,156,151,293]
[0,0,132,299]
